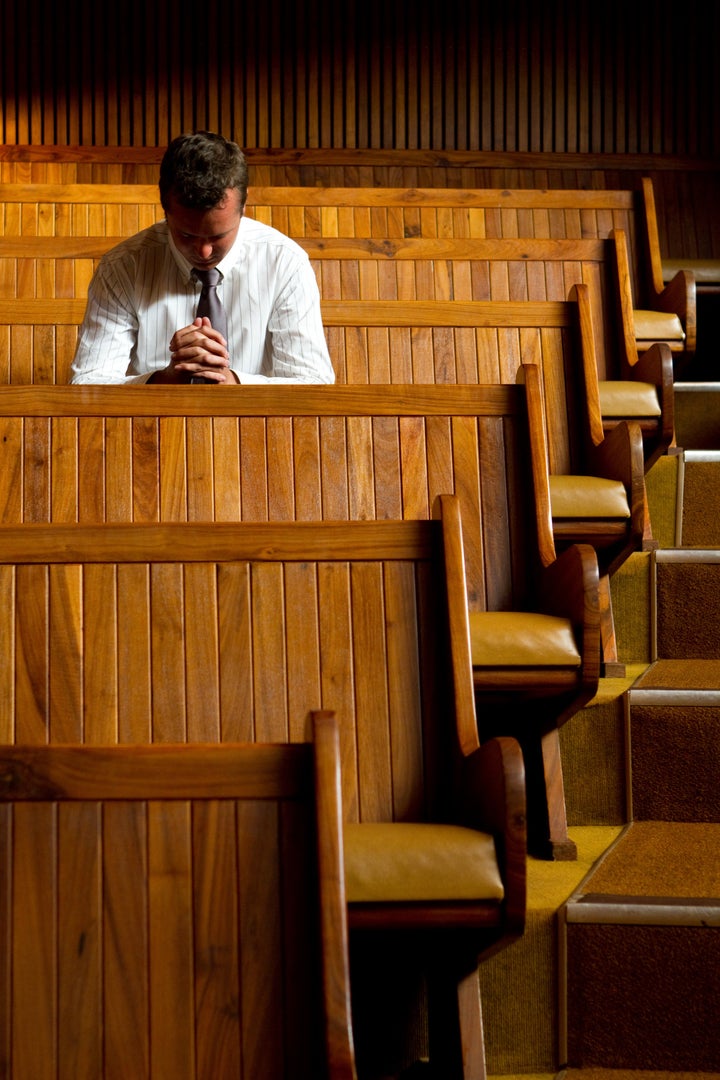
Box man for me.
[70,131,334,384]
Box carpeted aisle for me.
[559,443,720,1075]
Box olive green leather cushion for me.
[469,610,581,667]
[344,822,504,902]
[599,379,661,418]
[550,475,630,518]
[633,309,685,341]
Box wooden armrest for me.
[609,228,642,377]
[587,419,646,539]
[434,492,481,757]
[587,417,644,490]
[657,269,697,355]
[533,543,602,685]
[516,362,557,568]
[631,341,675,449]
[460,736,526,936]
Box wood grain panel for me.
[0,385,531,630]
[0,726,353,1078]
[0,524,443,838]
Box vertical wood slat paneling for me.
[0,388,528,754]
[0,1,717,157]
[0,544,438,838]
[1,758,333,1079]
[0,387,529,606]
[11,804,56,1078]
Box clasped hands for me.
[152,317,238,384]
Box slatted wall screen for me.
[1,0,717,157]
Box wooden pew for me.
[0,182,162,235]
[0,382,598,859]
[0,291,640,659]
[640,174,720,298]
[304,232,673,471]
[246,184,694,363]
[319,296,648,558]
[0,294,647,557]
[321,294,646,676]
[0,506,527,1078]
[0,180,693,365]
[0,712,357,1079]
[0,219,674,471]
[0,297,84,384]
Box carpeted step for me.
[628,661,720,821]
[652,550,720,660]
[480,827,622,1075]
[674,383,720,451]
[562,822,720,1073]
[679,451,720,547]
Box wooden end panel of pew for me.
[0,713,357,1079]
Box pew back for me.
[0,180,642,289]
[0,232,619,378]
[0,515,468,822]
[0,714,357,1079]
[0,382,537,610]
[0,182,162,236]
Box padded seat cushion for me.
[599,379,661,418]
[550,475,630,519]
[344,822,504,902]
[469,610,581,667]
[662,258,720,285]
[633,308,685,341]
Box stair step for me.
[562,1072,720,1080]
[628,662,720,821]
[679,450,720,547]
[653,550,720,660]
[674,382,720,451]
[561,822,720,1072]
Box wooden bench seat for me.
[0,506,526,1078]
[0,381,599,858]
[0,712,357,1079]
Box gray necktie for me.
[191,268,227,383]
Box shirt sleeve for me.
[69,261,153,385]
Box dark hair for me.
[159,131,248,211]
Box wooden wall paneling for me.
[0,3,713,156]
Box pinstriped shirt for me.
[69,217,335,385]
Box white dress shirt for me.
[70,216,335,384]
